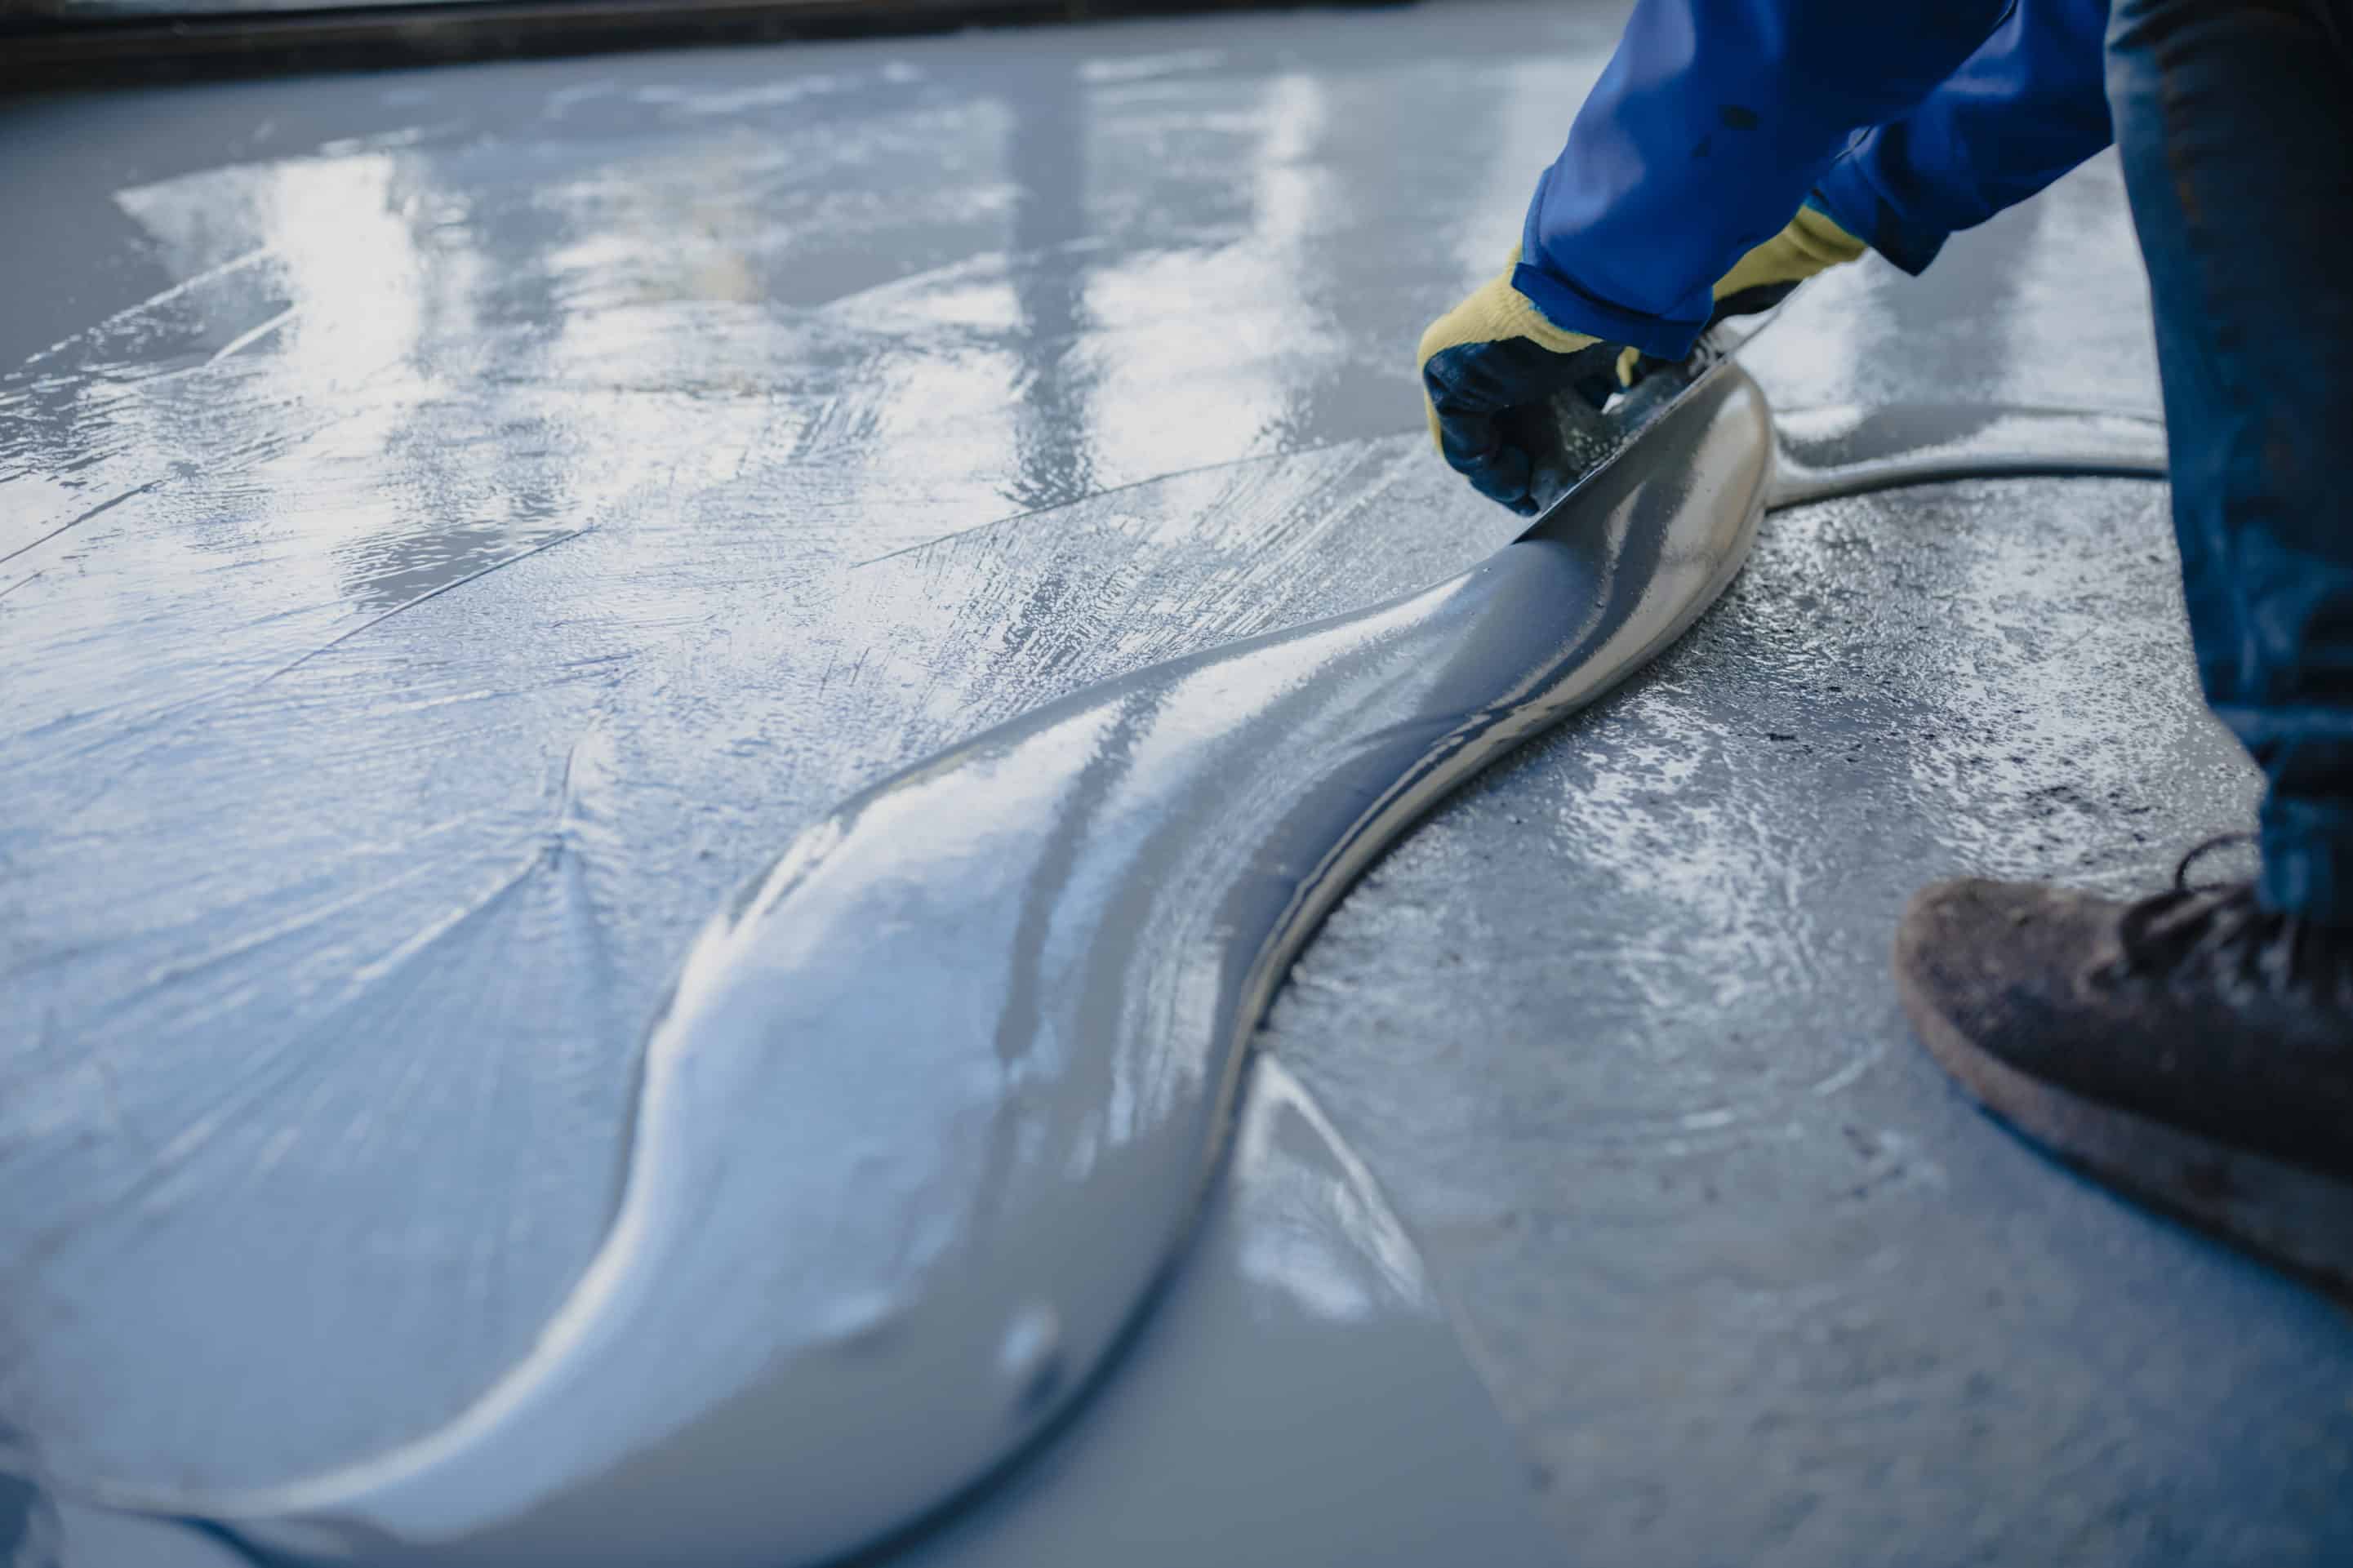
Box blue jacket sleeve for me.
[1517,0,2017,359]
[1814,0,2112,275]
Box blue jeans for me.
[1819,0,2353,922]
[2104,0,2353,923]
[1523,0,2353,923]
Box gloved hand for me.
[1416,248,1619,517]
[1710,202,1866,316]
[1612,202,1870,384]
[1420,206,1866,515]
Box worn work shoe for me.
[1895,855,2353,1292]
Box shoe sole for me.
[1897,965,2353,1299]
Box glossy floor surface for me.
[4,2,2351,1563]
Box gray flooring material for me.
[879,1058,1564,1568]
[1268,471,2353,1565]
[1269,166,2353,1567]
[0,1478,251,1568]
[2,0,2350,1561]
[181,344,1766,1568]
[2,7,1549,1496]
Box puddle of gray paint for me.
[166,350,1769,1567]
[7,1063,1558,1568]
[4,13,1582,1497]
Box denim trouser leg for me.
[2106,0,2353,924]
[1813,0,2115,274]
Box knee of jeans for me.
[2108,0,2207,52]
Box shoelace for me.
[2173,830,2257,893]
[2115,833,2349,997]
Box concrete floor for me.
[2,2,2349,1562]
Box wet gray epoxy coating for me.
[1768,403,2168,508]
[1267,476,2353,1566]
[200,345,1765,1565]
[5,2,2352,1563]
[1,1480,251,1568]
[2,11,1569,1499]
[883,1056,1559,1568]
[1274,193,2353,1568]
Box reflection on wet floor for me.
[4,0,2351,1562]
[170,357,1763,1567]
[2,1,1606,1502]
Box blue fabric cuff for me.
[1814,153,1949,277]
[1509,262,1708,362]
[2261,797,2353,927]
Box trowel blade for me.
[1515,302,1787,539]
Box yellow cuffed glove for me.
[1421,211,1868,514]
[1715,203,1867,308]
[1416,247,1615,517]
[1612,203,1869,381]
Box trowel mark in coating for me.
[161,362,1773,1567]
